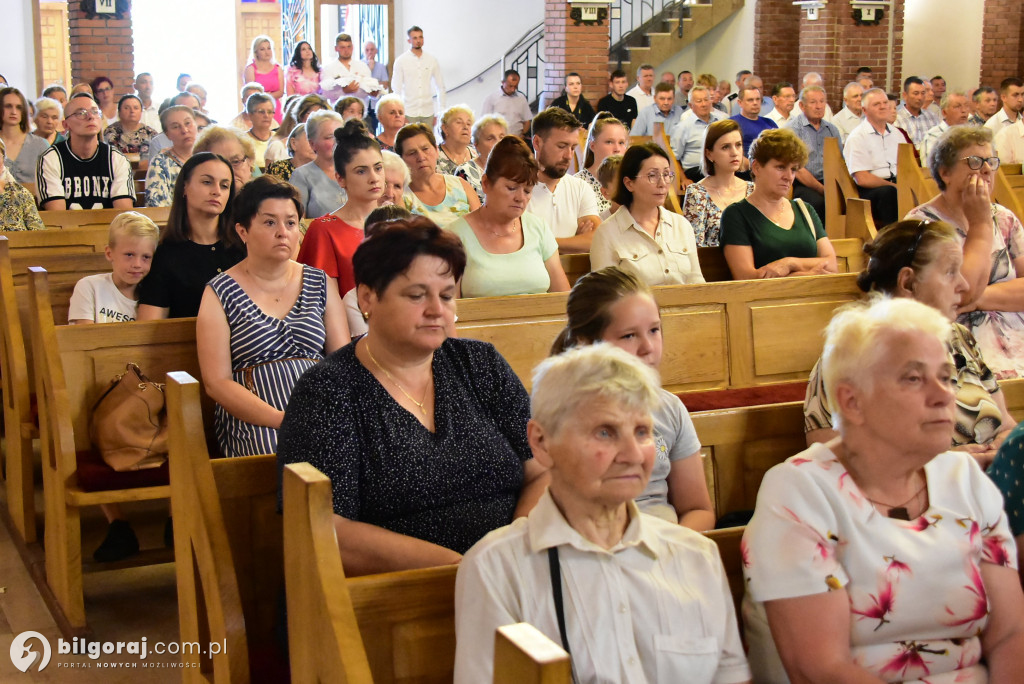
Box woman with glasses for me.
[590,142,705,286]
[192,125,256,193]
[242,92,276,169]
[90,76,117,125]
[720,128,837,280]
[906,125,1024,379]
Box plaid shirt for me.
[896,105,940,146]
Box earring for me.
[361,311,370,321]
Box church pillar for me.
[69,2,135,94]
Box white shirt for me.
[985,108,1024,136]
[481,89,533,133]
[843,119,899,180]
[831,106,864,143]
[591,205,705,287]
[391,50,446,118]
[140,102,161,132]
[319,58,376,105]
[627,84,654,112]
[766,107,798,126]
[670,109,726,168]
[68,273,139,323]
[454,490,751,684]
[995,119,1024,164]
[919,121,950,164]
[526,174,600,238]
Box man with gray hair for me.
[363,40,390,133]
[844,87,899,225]
[229,82,266,130]
[670,84,726,181]
[801,72,835,121]
[832,82,865,142]
[920,91,970,162]
[627,63,656,111]
[785,85,842,218]
[969,86,1000,126]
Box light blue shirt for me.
[785,113,842,182]
[669,109,726,169]
[289,161,347,219]
[630,103,686,138]
[147,132,171,162]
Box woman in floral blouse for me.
[145,106,196,208]
[0,137,44,231]
[102,94,158,171]
[744,296,1024,684]
[286,41,322,96]
[682,119,753,247]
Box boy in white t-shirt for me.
[68,211,160,562]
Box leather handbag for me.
[89,363,169,472]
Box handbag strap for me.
[794,198,817,241]
[547,547,579,684]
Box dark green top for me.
[720,198,826,268]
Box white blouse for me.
[591,205,705,287]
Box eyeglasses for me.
[95,86,112,94]
[252,109,275,117]
[961,155,1000,170]
[67,108,102,120]
[228,156,249,168]
[640,170,676,185]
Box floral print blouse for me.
[102,122,158,158]
[403,174,473,228]
[682,180,754,247]
[265,159,296,182]
[286,66,321,96]
[574,167,609,214]
[0,180,45,231]
[455,158,484,204]
[743,443,1017,684]
[144,150,184,208]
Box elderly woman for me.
[0,87,50,184]
[335,97,364,122]
[454,343,750,684]
[289,110,347,219]
[380,149,408,206]
[576,112,628,215]
[683,119,754,246]
[197,176,346,458]
[0,137,45,231]
[398,123,480,227]
[743,296,1024,683]
[244,35,285,123]
[906,125,1024,379]
[286,40,321,96]
[456,114,507,203]
[591,142,705,286]
[242,92,276,169]
[102,94,158,169]
[192,125,256,192]
[138,152,243,319]
[436,105,476,176]
[32,97,65,145]
[90,76,117,124]
[448,136,570,297]
[277,217,548,574]
[144,105,196,208]
[721,128,837,279]
[552,267,715,529]
[374,94,406,152]
[265,123,314,182]
[549,72,597,126]
[266,93,327,165]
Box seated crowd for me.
[4,40,1024,684]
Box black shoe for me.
[164,517,174,548]
[93,519,140,562]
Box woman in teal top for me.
[397,122,480,228]
[448,137,570,298]
[720,128,837,279]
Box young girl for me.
[551,266,716,531]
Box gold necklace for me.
[366,339,430,416]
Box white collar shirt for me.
[391,50,446,118]
[140,102,161,133]
[454,490,751,684]
[832,106,864,142]
[843,119,899,179]
[320,58,374,105]
[526,174,600,238]
[920,121,951,164]
[627,84,654,112]
[670,109,726,168]
[591,205,705,286]
[994,118,1024,164]
[481,89,533,133]
[985,108,1024,135]
[766,107,798,126]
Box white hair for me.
[381,149,410,187]
[304,109,343,141]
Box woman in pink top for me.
[243,35,285,123]
[286,41,322,96]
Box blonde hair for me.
[440,104,474,131]
[194,125,255,161]
[472,114,508,147]
[249,35,276,63]
[34,96,62,117]
[821,296,951,430]
[531,343,660,437]
[108,211,160,248]
[381,149,410,187]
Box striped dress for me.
[209,265,328,458]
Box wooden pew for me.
[705,526,747,621]
[995,166,1024,223]
[37,206,170,231]
[2,226,110,258]
[897,143,939,218]
[165,372,283,683]
[457,273,863,391]
[822,136,861,240]
[559,252,591,287]
[25,268,201,632]
[493,624,571,684]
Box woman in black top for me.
[549,72,596,126]
[277,216,548,576]
[138,152,246,319]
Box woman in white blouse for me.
[590,143,704,286]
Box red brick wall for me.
[543,1,610,109]
[980,0,1024,87]
[753,0,802,89]
[69,5,135,97]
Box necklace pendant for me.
[887,507,910,521]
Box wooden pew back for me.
[37,206,170,231]
[494,624,571,684]
[823,136,860,239]
[2,226,110,258]
[995,166,1024,223]
[897,143,939,218]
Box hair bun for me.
[335,118,370,143]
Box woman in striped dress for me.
[197,175,349,458]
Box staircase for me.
[610,0,745,76]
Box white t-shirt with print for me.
[68,273,139,323]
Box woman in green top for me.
[720,128,837,279]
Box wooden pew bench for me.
[25,267,207,633]
[37,206,170,231]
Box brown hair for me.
[353,216,466,295]
[163,152,239,247]
[749,127,809,169]
[0,87,30,133]
[701,119,741,176]
[551,267,653,354]
[484,136,539,186]
[395,122,436,156]
[232,174,304,228]
[857,219,960,294]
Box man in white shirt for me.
[984,77,1024,135]
[627,63,655,111]
[670,85,725,181]
[896,76,940,147]
[481,69,533,136]
[134,73,160,131]
[320,33,380,107]
[832,82,864,142]
[920,91,970,163]
[391,26,446,127]
[995,118,1024,165]
[844,88,899,225]
[766,82,798,126]
[526,108,600,253]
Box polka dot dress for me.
[990,424,1024,537]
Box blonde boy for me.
[68,211,159,324]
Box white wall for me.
[2,0,39,94]
[394,0,544,115]
[903,0,983,91]
[657,0,756,94]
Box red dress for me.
[296,215,363,295]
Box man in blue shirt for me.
[730,85,777,161]
[670,85,726,181]
[630,82,685,137]
[785,85,841,218]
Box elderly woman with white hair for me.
[289,109,346,219]
[374,93,406,152]
[454,343,751,684]
[380,149,409,206]
[743,296,1024,684]
[436,104,476,176]
[457,113,508,203]
[32,96,65,145]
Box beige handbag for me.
[89,363,169,472]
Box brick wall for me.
[980,0,1024,87]
[69,5,135,97]
[753,0,802,89]
[543,1,610,110]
